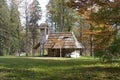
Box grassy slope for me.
[0,56,120,80]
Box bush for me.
[94,49,114,62]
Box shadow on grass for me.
[0,57,120,80]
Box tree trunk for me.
[25,1,29,56]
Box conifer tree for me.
[9,0,21,55]
[29,0,41,56]
[0,0,10,55]
[0,0,21,55]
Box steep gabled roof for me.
[34,32,84,49]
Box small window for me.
[63,37,69,39]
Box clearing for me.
[0,56,120,80]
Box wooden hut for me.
[34,32,84,57]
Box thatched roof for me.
[34,32,84,49]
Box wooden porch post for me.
[60,48,62,57]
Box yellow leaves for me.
[77,21,114,50]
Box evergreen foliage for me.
[28,0,41,56]
[0,0,21,56]
[47,0,78,32]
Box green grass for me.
[0,56,120,80]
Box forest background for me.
[0,0,120,62]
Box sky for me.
[18,0,49,26]
[38,0,49,24]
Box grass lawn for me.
[0,56,120,80]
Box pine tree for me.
[0,0,11,55]
[29,0,41,56]
[0,0,21,56]
[9,0,21,55]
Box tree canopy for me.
[66,0,120,61]
[0,0,21,55]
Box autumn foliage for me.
[66,0,120,61]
